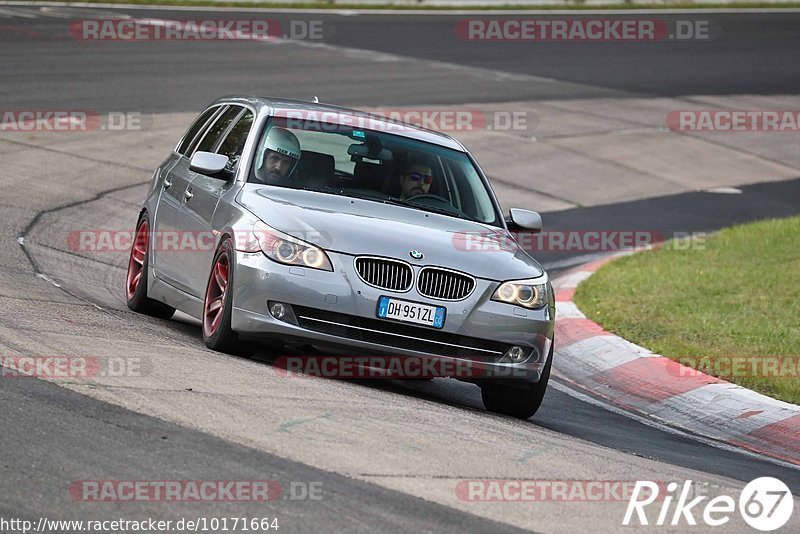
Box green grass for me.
[573,216,800,405]
[29,0,800,11]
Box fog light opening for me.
[267,301,299,325]
[270,302,286,320]
[505,346,527,363]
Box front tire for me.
[126,214,176,319]
[202,238,240,353]
[481,344,552,419]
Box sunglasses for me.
[406,171,433,185]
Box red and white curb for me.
[551,255,800,467]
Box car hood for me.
[237,185,544,281]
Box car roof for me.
[209,95,468,152]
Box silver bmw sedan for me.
[126,96,555,418]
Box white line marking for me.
[647,383,800,438]
[35,272,61,288]
[263,35,561,83]
[33,270,104,310]
[38,6,130,19]
[38,6,84,18]
[704,186,743,194]
[553,270,592,288]
[543,252,610,271]
[0,7,37,18]
[553,301,585,319]
[555,334,650,377]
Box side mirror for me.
[506,208,542,234]
[190,151,230,176]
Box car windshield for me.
[249,117,501,226]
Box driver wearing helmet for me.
[256,127,301,185]
[398,160,434,200]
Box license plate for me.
[376,296,446,329]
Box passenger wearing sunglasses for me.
[398,161,434,200]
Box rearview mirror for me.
[190,151,229,176]
[347,143,393,162]
[506,208,542,233]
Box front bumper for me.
[230,250,554,383]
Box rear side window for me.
[193,106,242,156]
[176,106,221,156]
[217,110,254,173]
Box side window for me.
[193,106,242,156]
[216,110,254,174]
[177,106,221,156]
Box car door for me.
[182,106,255,297]
[152,105,224,291]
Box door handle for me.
[163,178,172,189]
[184,189,194,201]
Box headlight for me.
[247,221,333,271]
[492,278,549,309]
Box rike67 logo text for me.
[624,478,794,531]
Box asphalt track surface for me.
[2,8,800,111]
[1,5,800,532]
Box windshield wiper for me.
[382,198,483,223]
[320,187,388,202]
[318,188,485,224]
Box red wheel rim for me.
[126,220,148,300]
[203,250,229,338]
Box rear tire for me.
[481,344,552,419]
[126,214,176,319]
[202,238,240,353]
